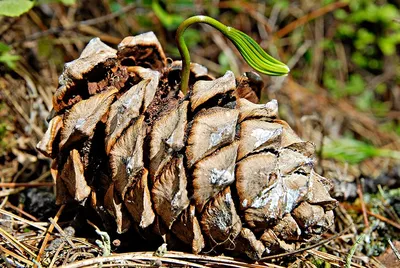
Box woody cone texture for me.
[37,32,337,260]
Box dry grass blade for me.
[0,244,34,267]
[0,170,52,198]
[308,249,367,268]
[49,241,66,268]
[49,217,75,248]
[274,2,349,39]
[6,202,39,222]
[35,204,65,267]
[260,226,352,261]
[0,227,37,259]
[0,209,48,231]
[0,182,55,188]
[60,251,281,268]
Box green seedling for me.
[176,15,290,94]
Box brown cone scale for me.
[37,32,338,260]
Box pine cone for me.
[37,32,338,260]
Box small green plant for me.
[176,15,290,94]
[323,138,400,164]
[0,0,34,17]
[0,42,19,69]
[0,0,76,17]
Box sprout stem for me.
[176,15,290,95]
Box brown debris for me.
[192,142,238,212]
[36,115,63,158]
[59,149,91,202]
[59,89,117,149]
[186,107,239,167]
[201,188,242,245]
[124,169,155,228]
[190,71,236,112]
[151,157,190,228]
[150,101,188,178]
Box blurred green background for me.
[0,0,399,174]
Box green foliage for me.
[323,138,400,164]
[335,1,400,59]
[0,42,19,69]
[320,0,399,122]
[218,52,231,74]
[37,0,76,5]
[0,0,34,17]
[152,0,185,30]
[0,0,77,17]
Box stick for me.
[274,2,348,39]
[35,205,65,267]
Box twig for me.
[0,227,37,258]
[0,244,34,267]
[0,245,12,268]
[35,205,66,268]
[356,177,369,228]
[48,218,75,248]
[49,241,66,268]
[388,239,400,261]
[367,210,400,230]
[0,170,51,198]
[308,249,365,268]
[0,208,47,231]
[274,2,348,39]
[0,182,54,188]
[345,233,365,268]
[61,250,275,268]
[6,202,40,222]
[260,225,352,261]
[18,3,136,44]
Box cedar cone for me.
[37,32,338,260]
